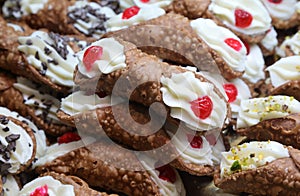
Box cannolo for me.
[204,0,272,44]
[260,0,300,30]
[2,0,117,38]
[0,72,74,136]
[0,114,36,175]
[0,18,91,94]
[105,14,247,80]
[235,95,300,147]
[266,55,300,101]
[58,93,224,176]
[19,171,118,196]
[214,141,300,195]
[35,140,186,196]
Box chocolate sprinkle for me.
[5,134,20,143]
[25,39,33,45]
[67,5,108,36]
[0,116,9,125]
[2,127,9,132]
[47,59,58,65]
[44,47,52,55]
[98,0,121,14]
[0,161,11,174]
[48,32,69,60]
[35,51,40,60]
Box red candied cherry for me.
[234,8,253,28]
[223,83,238,103]
[83,46,103,71]
[224,38,243,52]
[187,134,203,149]
[30,185,49,196]
[122,6,140,19]
[190,96,213,120]
[155,164,177,183]
[268,0,282,4]
[58,132,81,144]
[140,0,150,2]
[205,134,217,146]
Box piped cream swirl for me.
[77,38,126,77]
[2,0,48,18]
[260,0,297,20]
[220,141,289,178]
[160,71,227,131]
[278,31,300,57]
[237,95,300,128]
[266,55,300,88]
[133,0,173,8]
[18,31,78,87]
[208,0,271,35]
[19,176,75,196]
[190,18,247,72]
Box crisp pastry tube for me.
[105,14,248,80]
[214,141,300,195]
[58,94,224,176]
[237,113,300,149]
[0,18,91,94]
[35,140,186,196]
[0,114,37,175]
[236,95,300,148]
[260,0,300,30]
[204,0,272,44]
[19,172,118,196]
[0,71,73,136]
[277,30,300,57]
[2,0,118,38]
[257,27,278,57]
[266,55,300,101]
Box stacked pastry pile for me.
[0,0,300,195]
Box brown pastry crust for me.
[0,71,73,136]
[204,10,268,44]
[269,80,300,101]
[1,115,37,174]
[41,171,119,196]
[164,0,210,19]
[104,13,243,80]
[271,11,300,30]
[214,147,300,195]
[258,43,276,57]
[35,141,164,196]
[237,113,300,149]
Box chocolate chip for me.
[44,47,52,55]
[98,0,121,13]
[33,101,39,106]
[0,143,5,153]
[41,62,47,70]
[5,134,20,143]
[28,143,31,147]
[1,175,6,184]
[35,51,40,60]
[0,161,11,174]
[2,151,10,161]
[26,39,33,45]
[47,59,58,65]
[28,94,35,100]
[6,141,16,152]
[0,116,9,125]
[2,127,9,132]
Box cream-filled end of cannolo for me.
[60,91,124,116]
[237,95,300,128]
[2,0,48,18]
[2,175,20,196]
[67,1,116,38]
[132,0,173,8]
[260,0,298,21]
[243,44,266,83]
[140,160,186,196]
[19,176,75,196]
[266,55,300,88]
[208,0,271,35]
[77,38,126,77]
[105,6,165,32]
[13,77,62,124]
[0,106,47,164]
[17,31,78,87]
[260,27,278,54]
[220,141,289,178]
[190,18,247,73]
[0,116,35,174]
[160,71,227,131]
[277,31,300,57]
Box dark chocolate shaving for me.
[25,39,33,45]
[5,134,20,143]
[2,127,9,132]
[48,32,69,60]
[97,0,122,14]
[35,51,40,60]
[0,116,9,125]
